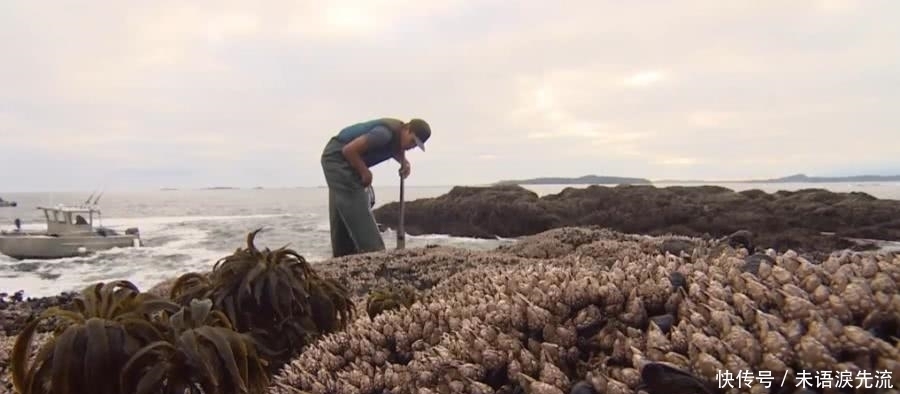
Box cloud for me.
[688,111,737,129]
[1,0,898,191]
[818,0,858,12]
[655,157,701,166]
[623,71,666,87]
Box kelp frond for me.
[11,281,176,394]
[120,298,270,394]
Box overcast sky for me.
[1,0,898,191]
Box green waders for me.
[320,138,386,257]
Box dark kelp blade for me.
[135,363,168,394]
[51,325,82,394]
[83,318,113,393]
[196,326,248,393]
[178,331,220,390]
[120,341,175,393]
[10,318,42,393]
[240,262,267,301]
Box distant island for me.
[494,175,652,186]
[493,173,900,186]
[745,174,900,183]
[202,187,239,190]
[659,173,900,184]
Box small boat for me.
[0,203,141,260]
[0,197,16,207]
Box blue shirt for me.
[335,119,399,167]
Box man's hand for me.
[360,167,373,187]
[399,160,411,179]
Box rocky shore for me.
[1,226,898,393]
[270,228,900,393]
[373,184,900,255]
[0,291,75,336]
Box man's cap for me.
[408,118,431,151]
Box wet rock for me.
[0,291,76,336]
[374,185,561,238]
[374,184,900,254]
[727,230,754,251]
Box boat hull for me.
[0,233,140,260]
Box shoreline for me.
[1,226,898,393]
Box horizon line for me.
[4,177,900,194]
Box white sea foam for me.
[0,214,304,297]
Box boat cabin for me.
[37,205,98,235]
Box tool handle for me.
[397,174,406,249]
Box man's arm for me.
[393,150,408,165]
[341,125,395,176]
[341,137,370,179]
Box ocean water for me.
[0,182,898,297]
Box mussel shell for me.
[568,381,597,394]
[637,362,715,394]
[669,272,687,290]
[743,253,775,275]
[649,314,675,334]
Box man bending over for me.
[320,118,431,257]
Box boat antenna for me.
[84,190,97,205]
[92,184,106,206]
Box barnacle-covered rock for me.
[254,227,900,394]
